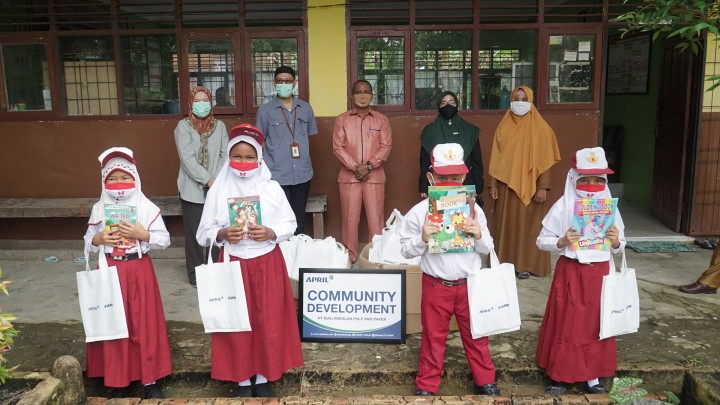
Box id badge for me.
[291,141,300,158]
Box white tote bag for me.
[467,250,521,339]
[76,249,129,343]
[195,245,252,333]
[371,209,420,265]
[599,250,640,340]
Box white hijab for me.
[88,147,161,255]
[542,168,624,263]
[198,135,273,242]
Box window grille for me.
[117,0,176,30]
[0,1,50,32]
[53,0,113,31]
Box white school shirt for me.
[84,211,170,255]
[399,199,493,281]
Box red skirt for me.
[536,256,617,383]
[86,255,172,387]
[211,246,304,382]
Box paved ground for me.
[0,238,718,402]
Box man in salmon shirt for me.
[332,79,393,262]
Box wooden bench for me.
[0,194,328,239]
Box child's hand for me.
[117,221,150,242]
[463,217,483,240]
[92,229,122,247]
[558,227,580,248]
[248,223,276,242]
[220,226,245,244]
[605,224,621,249]
[422,219,441,243]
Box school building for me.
[1,0,719,240]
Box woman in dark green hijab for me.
[418,91,484,206]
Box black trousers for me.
[281,179,311,235]
[180,198,217,284]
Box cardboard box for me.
[357,243,457,334]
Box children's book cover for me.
[427,185,476,254]
[228,196,262,240]
[104,204,138,249]
[571,198,619,251]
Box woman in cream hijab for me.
[487,86,561,279]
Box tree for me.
[617,0,720,90]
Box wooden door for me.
[651,41,698,231]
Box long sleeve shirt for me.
[400,199,494,281]
[332,108,393,184]
[174,119,228,204]
[84,214,170,255]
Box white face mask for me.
[105,187,136,201]
[510,101,532,116]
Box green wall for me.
[603,38,663,210]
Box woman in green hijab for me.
[418,91,484,205]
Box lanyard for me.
[281,107,297,139]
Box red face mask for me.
[105,182,135,190]
[576,184,605,193]
[229,161,259,171]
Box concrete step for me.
[0,238,186,261]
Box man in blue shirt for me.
[256,66,319,235]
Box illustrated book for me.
[228,196,262,240]
[104,203,138,249]
[427,185,476,254]
[571,197,619,251]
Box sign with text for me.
[299,269,405,344]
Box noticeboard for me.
[606,34,651,94]
[299,268,406,344]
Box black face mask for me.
[438,104,458,120]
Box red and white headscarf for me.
[88,147,161,254]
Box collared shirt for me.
[400,199,494,281]
[332,108,393,184]
[255,97,318,186]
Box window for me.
[120,35,178,115]
[59,37,118,115]
[357,37,405,106]
[478,30,536,110]
[548,34,595,104]
[2,43,51,112]
[188,39,237,109]
[0,1,306,117]
[251,38,298,107]
[414,31,472,110]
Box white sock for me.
[238,379,252,386]
[144,382,156,386]
[587,378,600,387]
[255,374,268,384]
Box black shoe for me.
[474,383,501,396]
[516,271,531,280]
[252,382,276,397]
[587,384,609,394]
[236,385,253,397]
[143,383,164,399]
[108,387,129,398]
[545,384,567,395]
[415,389,436,396]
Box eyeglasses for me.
[274,79,295,84]
[439,100,457,107]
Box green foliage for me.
[677,351,707,367]
[0,266,18,384]
[664,390,681,404]
[609,377,649,403]
[617,0,720,90]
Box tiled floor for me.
[618,199,693,242]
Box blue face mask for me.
[192,101,211,118]
[275,83,294,98]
